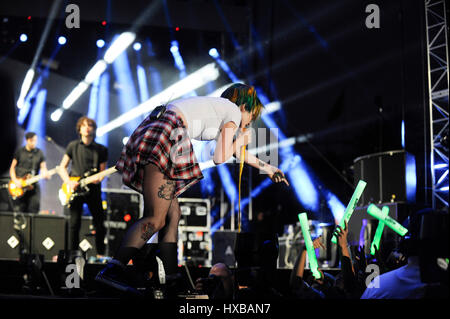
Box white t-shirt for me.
[169,96,242,141]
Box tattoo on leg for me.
[141,223,155,241]
[157,179,175,200]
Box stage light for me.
[170,42,179,54]
[16,69,35,108]
[27,16,31,20]
[104,32,136,64]
[405,153,417,202]
[95,73,110,147]
[434,163,449,169]
[51,108,63,122]
[101,20,107,26]
[58,36,66,45]
[122,137,129,145]
[96,39,105,48]
[137,65,150,102]
[62,82,89,109]
[175,27,180,31]
[124,214,131,222]
[84,60,107,84]
[97,62,219,136]
[133,42,142,51]
[20,33,28,42]
[208,48,219,58]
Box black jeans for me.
[67,185,106,255]
[14,185,40,213]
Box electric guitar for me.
[5,166,60,200]
[58,167,117,206]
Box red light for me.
[27,16,31,20]
[175,27,180,31]
[124,214,131,222]
[101,21,107,26]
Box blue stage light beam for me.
[208,48,239,82]
[17,76,43,125]
[87,76,100,120]
[136,65,150,103]
[26,89,47,150]
[112,46,140,136]
[96,72,110,147]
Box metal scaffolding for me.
[424,0,449,208]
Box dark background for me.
[0,0,435,226]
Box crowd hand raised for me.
[333,220,349,247]
[312,235,325,250]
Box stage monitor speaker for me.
[78,216,98,259]
[0,212,32,260]
[31,214,66,262]
[212,230,237,267]
[353,150,407,206]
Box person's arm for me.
[59,154,78,190]
[213,122,246,164]
[234,150,289,186]
[40,161,49,179]
[334,220,354,274]
[92,162,107,184]
[9,158,20,185]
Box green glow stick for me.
[298,213,321,280]
[367,204,408,236]
[370,206,389,255]
[331,180,367,244]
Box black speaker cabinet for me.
[0,212,32,260]
[31,214,66,262]
[212,230,237,267]
[78,216,98,259]
[353,150,407,205]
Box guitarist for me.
[58,116,108,258]
[9,132,49,213]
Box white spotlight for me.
[96,39,105,48]
[51,108,63,122]
[133,42,142,51]
[104,32,136,63]
[208,48,219,58]
[58,36,67,45]
[19,33,28,42]
[16,69,35,109]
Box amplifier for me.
[0,212,32,260]
[102,188,143,257]
[31,214,66,262]
[178,198,210,229]
[178,227,212,267]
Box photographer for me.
[195,263,235,299]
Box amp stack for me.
[177,198,212,267]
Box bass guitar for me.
[58,167,117,206]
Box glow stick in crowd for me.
[370,206,389,255]
[367,204,408,236]
[298,213,321,280]
[331,180,367,244]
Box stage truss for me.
[424,0,449,208]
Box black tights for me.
[114,164,181,265]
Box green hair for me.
[220,83,264,120]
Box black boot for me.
[156,242,179,278]
[95,259,142,296]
